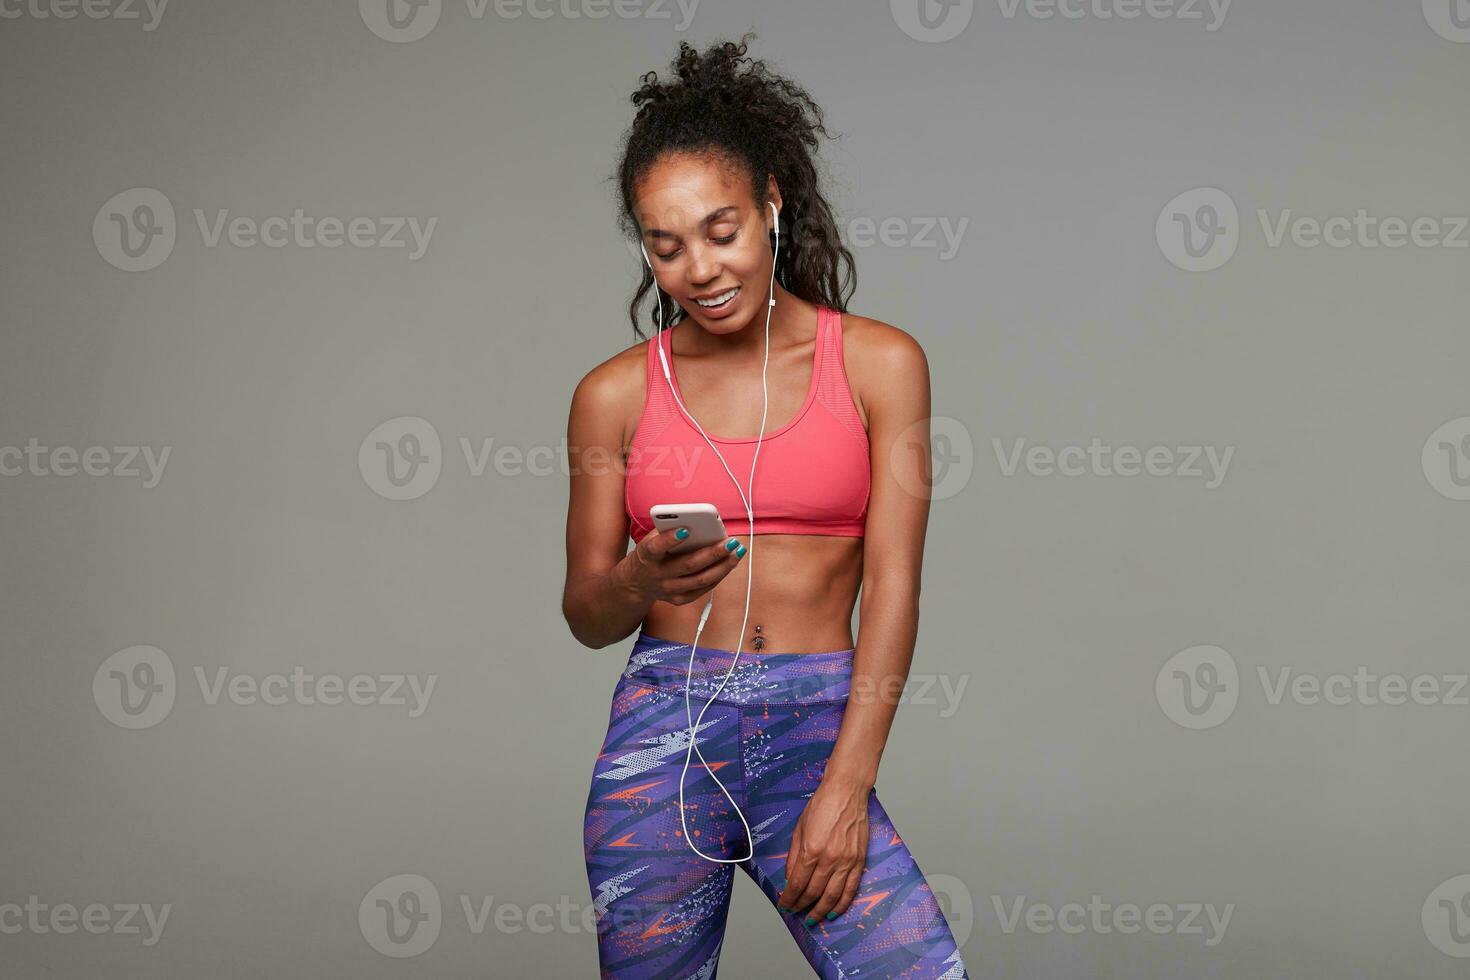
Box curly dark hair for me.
[612,33,857,340]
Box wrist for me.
[611,554,650,600]
[820,760,876,794]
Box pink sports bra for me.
[625,305,871,544]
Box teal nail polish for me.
[804,916,817,926]
[825,911,837,920]
[735,545,747,558]
[725,538,739,551]
[675,527,689,540]
[777,904,789,912]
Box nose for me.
[684,242,722,288]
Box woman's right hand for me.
[617,528,747,605]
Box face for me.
[634,152,780,334]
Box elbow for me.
[561,596,594,650]
[561,598,613,651]
[565,622,603,652]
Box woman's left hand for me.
[777,774,870,924]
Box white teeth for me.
[696,287,739,308]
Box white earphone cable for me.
[638,201,780,864]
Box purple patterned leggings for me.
[583,631,969,978]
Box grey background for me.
[2,0,1468,976]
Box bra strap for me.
[639,329,677,444]
[815,306,867,443]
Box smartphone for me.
[649,503,729,556]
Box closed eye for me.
[652,231,739,262]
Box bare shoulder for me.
[839,311,928,373]
[569,336,651,450]
[835,311,929,427]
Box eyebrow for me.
[642,205,739,240]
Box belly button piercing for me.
[752,624,764,651]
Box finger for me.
[778,836,811,911]
[666,537,742,576]
[788,855,835,915]
[830,865,863,919]
[805,866,852,924]
[661,545,743,593]
[641,526,699,559]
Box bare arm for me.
[776,322,933,922]
[825,327,933,790]
[561,356,746,649]
[561,361,655,648]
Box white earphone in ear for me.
[637,200,780,864]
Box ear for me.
[764,174,783,231]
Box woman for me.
[562,35,969,980]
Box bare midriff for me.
[641,534,864,655]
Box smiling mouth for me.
[694,286,740,309]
